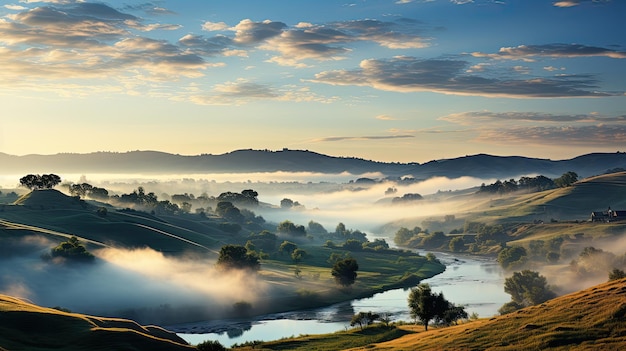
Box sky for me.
[0,0,624,163]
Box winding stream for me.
[174,252,509,347]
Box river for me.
[173,252,509,347]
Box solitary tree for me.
[20,174,61,190]
[331,258,358,287]
[499,270,556,314]
[408,283,448,331]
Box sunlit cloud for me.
[311,56,615,98]
[202,21,229,31]
[187,79,336,105]
[376,114,400,120]
[553,0,611,7]
[4,4,27,10]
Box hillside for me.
[1,149,626,180]
[0,294,194,351]
[344,278,626,351]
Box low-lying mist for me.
[0,236,269,325]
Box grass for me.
[234,278,626,351]
[0,294,195,351]
[232,325,414,351]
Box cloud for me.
[312,135,414,142]
[553,0,611,7]
[187,79,337,105]
[475,124,626,145]
[262,18,430,67]
[472,43,626,60]
[311,56,615,98]
[4,4,27,10]
[376,114,400,120]
[232,19,287,44]
[440,111,626,125]
[202,21,229,31]
[439,111,626,147]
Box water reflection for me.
[175,252,509,347]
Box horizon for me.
[1,1,625,163]
[1,147,623,164]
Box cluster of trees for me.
[19,174,61,190]
[408,283,468,331]
[391,193,423,204]
[478,171,578,195]
[46,236,95,263]
[570,246,626,278]
[68,183,109,200]
[216,245,260,271]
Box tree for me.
[49,236,94,262]
[350,311,380,330]
[609,268,626,281]
[20,174,61,190]
[407,283,448,331]
[196,340,226,351]
[449,236,465,252]
[277,220,306,236]
[279,241,297,255]
[280,198,294,209]
[500,270,556,314]
[216,245,260,271]
[497,246,528,270]
[291,248,307,263]
[331,258,358,287]
[554,171,578,188]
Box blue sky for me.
[0,0,624,162]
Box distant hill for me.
[345,278,626,351]
[0,294,194,350]
[1,149,626,180]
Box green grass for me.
[232,325,414,351]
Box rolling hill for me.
[1,149,626,180]
[0,294,195,351]
[344,277,626,351]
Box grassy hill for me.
[0,294,195,351]
[233,278,626,351]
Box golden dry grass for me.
[345,278,626,351]
[0,294,195,350]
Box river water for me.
[173,252,509,347]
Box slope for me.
[0,294,195,351]
[345,278,626,351]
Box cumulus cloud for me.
[472,43,626,61]
[262,18,430,67]
[311,56,615,98]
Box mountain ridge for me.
[1,149,625,180]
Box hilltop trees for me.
[19,174,61,190]
[48,236,95,263]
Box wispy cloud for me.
[440,111,626,125]
[311,56,616,98]
[553,0,611,7]
[376,114,400,120]
[312,135,414,142]
[472,43,626,61]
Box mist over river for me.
[174,252,509,347]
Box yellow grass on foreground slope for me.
[347,278,626,351]
[0,294,194,351]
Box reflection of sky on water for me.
[178,253,509,347]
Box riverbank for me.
[171,253,508,347]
